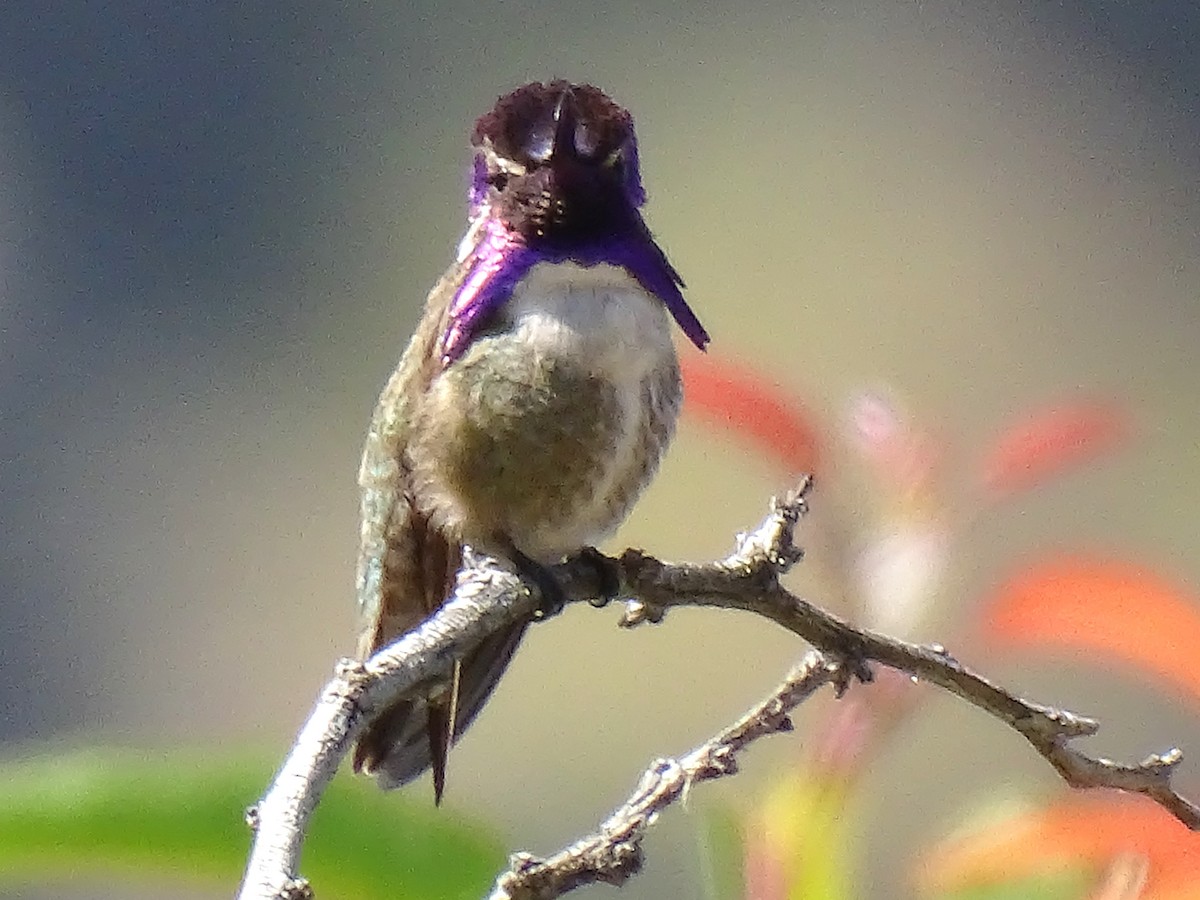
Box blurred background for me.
[2,1,1199,897]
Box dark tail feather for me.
[352,620,529,795]
[426,700,451,805]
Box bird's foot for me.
[575,546,621,607]
[507,547,568,620]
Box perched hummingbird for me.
[353,80,710,801]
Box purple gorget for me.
[440,210,710,366]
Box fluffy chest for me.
[497,261,676,384]
[410,260,682,557]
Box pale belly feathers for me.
[408,261,682,561]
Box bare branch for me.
[238,563,542,900]
[238,478,1200,900]
[486,651,842,900]
[608,490,1200,830]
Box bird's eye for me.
[488,171,510,191]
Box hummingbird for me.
[352,80,709,801]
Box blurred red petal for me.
[680,352,820,475]
[980,400,1129,498]
[980,557,1200,703]
[744,841,787,900]
[847,391,941,493]
[915,793,1200,897]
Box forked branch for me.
[238,477,1199,900]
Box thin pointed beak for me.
[550,87,578,162]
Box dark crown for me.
[472,81,635,170]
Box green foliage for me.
[0,748,503,899]
[698,802,745,900]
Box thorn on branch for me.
[1145,748,1184,772]
[1026,703,1099,738]
[618,599,663,627]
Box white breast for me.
[504,261,676,384]
[501,261,679,553]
